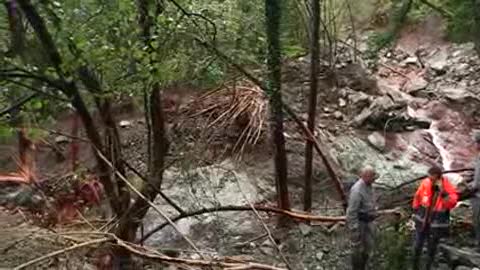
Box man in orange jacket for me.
[412,165,458,270]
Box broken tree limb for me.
[439,243,480,267]
[94,149,204,259]
[122,160,186,215]
[139,205,402,243]
[111,234,286,270]
[194,37,347,208]
[235,178,292,269]
[282,105,347,208]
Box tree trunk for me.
[473,0,480,55]
[304,0,320,212]
[265,0,290,210]
[116,86,169,241]
[4,0,25,57]
[17,0,125,216]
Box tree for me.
[473,0,480,54]
[265,0,290,210]
[304,0,320,212]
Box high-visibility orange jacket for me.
[412,177,458,229]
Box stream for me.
[407,100,476,185]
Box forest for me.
[1,0,480,269]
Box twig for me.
[122,160,186,215]
[235,178,292,270]
[95,149,204,258]
[379,62,409,79]
[13,238,108,270]
[112,234,286,270]
[231,233,268,248]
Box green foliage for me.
[443,0,475,41]
[373,226,411,270]
[367,0,412,53]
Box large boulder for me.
[142,160,274,247]
[352,96,430,131]
[329,134,430,187]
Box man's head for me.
[428,165,443,182]
[473,130,480,152]
[360,165,377,185]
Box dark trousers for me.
[351,222,375,270]
[412,227,442,270]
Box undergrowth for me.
[373,225,412,270]
[367,0,477,55]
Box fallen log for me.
[439,243,480,268]
[139,205,401,243]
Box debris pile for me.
[178,80,269,157]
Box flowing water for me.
[407,101,475,185]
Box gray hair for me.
[360,165,375,175]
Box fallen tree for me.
[139,205,402,243]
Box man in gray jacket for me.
[346,166,378,270]
[471,130,480,250]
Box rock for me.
[367,132,386,152]
[119,120,132,128]
[331,135,430,186]
[339,98,347,107]
[405,77,428,93]
[456,63,470,74]
[55,135,70,144]
[299,223,312,236]
[456,267,472,270]
[428,51,448,74]
[348,91,370,111]
[440,87,476,102]
[333,111,343,120]
[142,160,275,246]
[316,251,325,261]
[403,56,418,66]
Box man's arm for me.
[412,181,424,210]
[442,179,459,209]
[346,187,361,233]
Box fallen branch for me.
[140,205,402,243]
[389,168,474,191]
[235,179,292,269]
[13,237,108,270]
[95,149,204,258]
[113,235,286,270]
[122,160,186,215]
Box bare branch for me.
[0,93,37,117]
